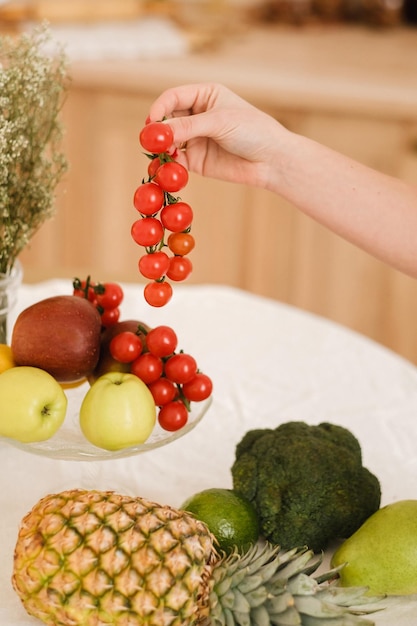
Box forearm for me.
[269,132,417,278]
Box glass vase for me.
[0,260,23,344]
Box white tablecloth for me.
[1,280,417,624]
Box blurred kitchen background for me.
[1,0,417,362]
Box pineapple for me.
[13,489,381,626]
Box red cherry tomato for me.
[144,281,173,307]
[73,279,96,302]
[110,331,143,363]
[139,122,173,154]
[131,352,163,384]
[155,161,189,192]
[158,400,188,431]
[148,378,178,406]
[166,256,193,282]
[131,217,164,248]
[133,182,165,216]
[138,251,170,280]
[148,157,161,179]
[160,202,193,233]
[100,306,120,328]
[167,232,195,256]
[182,373,213,402]
[145,325,178,357]
[73,288,84,299]
[164,353,197,384]
[96,282,124,309]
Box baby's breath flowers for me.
[0,25,69,275]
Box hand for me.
[147,82,289,189]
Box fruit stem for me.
[176,385,191,412]
[136,323,149,336]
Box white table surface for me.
[1,280,417,625]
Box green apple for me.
[331,500,417,595]
[79,371,156,451]
[0,366,67,442]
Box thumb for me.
[161,116,198,148]
[162,111,222,149]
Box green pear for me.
[331,500,417,595]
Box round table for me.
[1,280,417,625]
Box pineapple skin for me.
[12,489,215,626]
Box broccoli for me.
[231,421,381,552]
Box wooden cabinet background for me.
[20,25,417,363]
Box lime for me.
[180,487,260,554]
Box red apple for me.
[11,296,102,383]
[87,319,150,384]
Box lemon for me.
[0,344,15,373]
[181,488,260,554]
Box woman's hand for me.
[147,82,289,190]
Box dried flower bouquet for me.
[0,25,68,275]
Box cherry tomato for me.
[110,331,143,363]
[148,378,178,406]
[158,400,188,431]
[164,353,197,384]
[145,325,178,357]
[96,282,124,309]
[138,251,170,280]
[148,157,161,179]
[100,307,120,328]
[167,232,195,256]
[73,279,96,302]
[182,373,213,402]
[131,217,164,247]
[160,202,193,233]
[166,256,193,282]
[139,122,173,154]
[144,281,173,307]
[133,182,165,216]
[155,161,189,192]
[131,352,163,384]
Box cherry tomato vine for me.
[133,122,194,308]
[73,276,123,329]
[109,321,213,432]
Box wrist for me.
[259,125,296,195]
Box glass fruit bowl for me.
[0,380,212,461]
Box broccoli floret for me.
[231,421,381,552]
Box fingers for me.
[150,82,225,119]
[148,83,208,122]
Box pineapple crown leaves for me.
[207,542,383,626]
